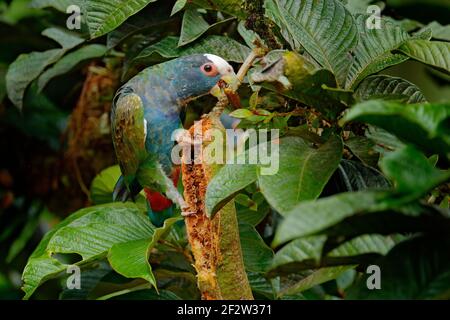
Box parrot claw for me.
[175,130,203,147]
[181,209,196,217]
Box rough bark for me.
[181,114,253,300]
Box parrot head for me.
[171,54,239,103]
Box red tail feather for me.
[144,166,180,212]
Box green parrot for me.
[111,54,238,222]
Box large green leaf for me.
[236,192,271,226]
[108,239,156,286]
[6,28,85,109]
[397,40,450,75]
[86,0,158,38]
[205,164,258,218]
[126,35,250,75]
[41,28,85,50]
[6,50,62,109]
[347,235,450,299]
[38,44,107,92]
[380,145,450,201]
[344,137,380,168]
[179,8,210,46]
[272,191,390,246]
[106,3,175,48]
[239,222,274,273]
[30,0,74,12]
[108,216,182,287]
[60,261,111,300]
[21,203,154,299]
[365,125,406,155]
[270,234,399,275]
[420,21,450,42]
[340,100,450,160]
[259,135,343,215]
[279,265,355,297]
[355,75,426,104]
[90,165,121,204]
[346,15,411,89]
[206,136,343,217]
[264,0,358,87]
[343,0,374,14]
[336,160,390,191]
[271,236,327,272]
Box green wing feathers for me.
[111,90,147,183]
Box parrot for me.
[111,54,238,225]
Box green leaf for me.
[247,272,278,299]
[5,27,85,109]
[250,51,354,118]
[21,203,154,299]
[6,49,62,109]
[171,0,187,16]
[336,160,390,191]
[259,135,343,215]
[86,0,158,38]
[365,125,406,155]
[127,35,251,74]
[38,44,107,92]
[271,236,327,272]
[328,234,400,258]
[264,0,358,87]
[108,239,156,287]
[347,235,450,299]
[346,15,411,89]
[205,164,258,218]
[279,265,356,297]
[153,269,199,299]
[343,0,374,14]
[6,208,42,263]
[380,145,450,201]
[355,75,426,104]
[206,136,343,218]
[41,28,85,50]
[272,191,388,246]
[344,137,380,168]
[237,21,265,48]
[90,165,121,204]
[178,8,210,46]
[229,109,254,119]
[340,100,450,160]
[236,192,271,226]
[270,233,399,276]
[30,0,75,12]
[60,261,111,299]
[397,40,450,75]
[420,21,450,42]
[239,222,274,273]
[106,5,175,49]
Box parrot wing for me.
[111,87,147,185]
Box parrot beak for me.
[210,72,242,109]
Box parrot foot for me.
[174,130,201,147]
[181,207,196,217]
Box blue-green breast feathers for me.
[111,54,234,201]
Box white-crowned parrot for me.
[111,54,238,225]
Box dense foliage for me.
[0,0,449,300]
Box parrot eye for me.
[200,63,219,77]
